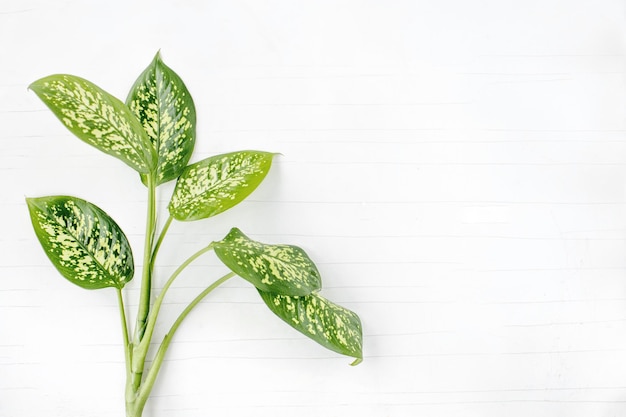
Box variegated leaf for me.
[213,228,321,296]
[127,52,196,185]
[26,196,134,290]
[29,74,156,173]
[259,290,363,364]
[169,151,275,221]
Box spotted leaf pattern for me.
[169,151,275,221]
[29,75,156,173]
[214,228,321,296]
[127,52,196,186]
[259,290,363,364]
[26,196,134,290]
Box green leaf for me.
[29,74,156,173]
[26,196,134,290]
[259,291,363,364]
[127,52,196,186]
[213,228,321,296]
[168,151,275,221]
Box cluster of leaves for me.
[25,52,362,416]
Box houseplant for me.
[25,52,362,417]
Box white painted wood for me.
[2,1,626,416]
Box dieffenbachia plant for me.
[25,52,362,417]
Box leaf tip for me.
[28,74,60,93]
[27,79,42,93]
[25,196,40,210]
[350,357,363,366]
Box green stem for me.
[116,288,131,377]
[130,173,157,394]
[131,243,216,391]
[119,288,139,417]
[134,271,236,411]
[135,173,157,344]
[150,215,173,269]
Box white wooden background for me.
[2,1,626,416]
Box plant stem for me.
[134,271,236,411]
[130,173,157,394]
[119,288,139,417]
[135,173,157,344]
[131,243,216,392]
[150,215,173,269]
[116,288,131,377]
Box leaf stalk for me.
[135,173,158,344]
[135,271,236,409]
[131,243,217,392]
